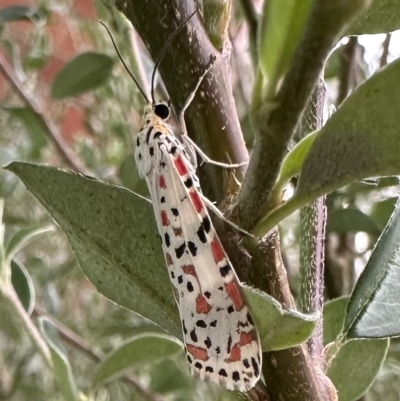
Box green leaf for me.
[3,107,48,159]
[244,287,318,351]
[51,52,114,99]
[11,260,35,314]
[118,154,149,196]
[370,197,397,230]
[6,225,54,264]
[323,298,388,401]
[39,317,78,401]
[149,359,192,394]
[347,0,400,35]
[274,131,318,190]
[0,6,43,23]
[93,333,183,387]
[345,196,400,338]
[327,208,381,236]
[253,58,400,237]
[6,162,181,338]
[258,0,313,96]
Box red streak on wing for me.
[196,295,212,314]
[186,344,209,361]
[189,190,203,213]
[225,344,241,362]
[165,253,173,265]
[174,156,188,176]
[161,210,169,226]
[211,239,225,264]
[239,332,255,346]
[159,175,166,189]
[225,281,244,310]
[182,264,197,278]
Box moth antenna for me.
[99,20,150,104]
[150,9,198,104]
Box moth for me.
[101,10,262,391]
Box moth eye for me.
[154,103,170,120]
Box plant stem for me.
[0,51,86,174]
[238,0,370,230]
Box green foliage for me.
[51,52,114,99]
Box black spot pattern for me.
[188,241,197,256]
[145,127,153,144]
[227,335,232,353]
[138,153,142,160]
[160,196,166,203]
[187,355,192,363]
[232,371,240,382]
[220,264,231,277]
[194,362,203,370]
[205,366,214,373]
[149,147,154,156]
[182,320,187,335]
[210,320,217,327]
[204,337,212,348]
[170,272,175,279]
[203,216,211,233]
[243,359,250,369]
[153,131,162,139]
[197,225,207,243]
[164,233,170,247]
[196,320,207,328]
[190,329,198,342]
[218,287,223,291]
[184,177,193,188]
[204,291,211,299]
[161,162,166,168]
[215,346,220,354]
[219,369,228,377]
[170,145,177,155]
[171,208,179,216]
[227,305,234,314]
[187,282,194,292]
[247,312,254,326]
[178,275,183,284]
[175,242,186,258]
[136,137,140,147]
[251,357,260,377]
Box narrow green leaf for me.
[0,6,43,23]
[51,52,114,99]
[93,333,183,387]
[3,107,48,158]
[253,58,400,237]
[323,298,388,401]
[39,317,78,401]
[11,260,35,315]
[244,287,318,351]
[258,0,313,95]
[6,226,54,264]
[345,196,400,338]
[347,0,400,35]
[274,131,318,190]
[327,208,381,236]
[6,162,181,338]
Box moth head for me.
[153,101,170,121]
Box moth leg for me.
[199,193,253,238]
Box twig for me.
[0,51,86,174]
[337,36,358,106]
[33,306,166,401]
[380,33,391,69]
[238,0,370,230]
